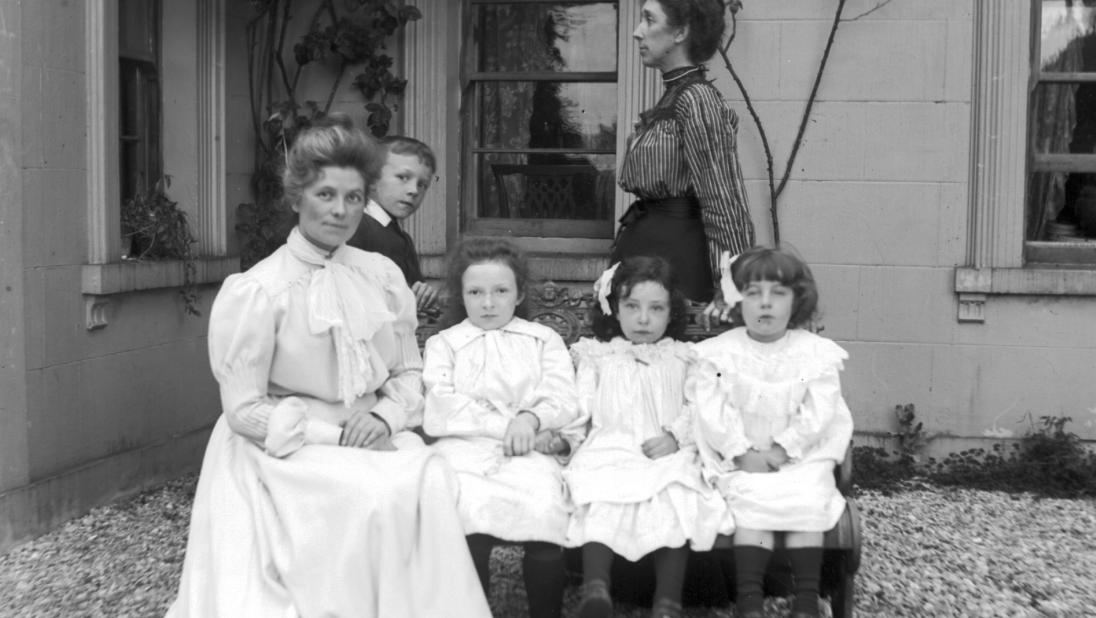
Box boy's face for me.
[372,152,433,220]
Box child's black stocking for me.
[787,546,823,617]
[466,533,494,595]
[732,545,772,616]
[582,542,614,586]
[522,541,566,618]
[651,545,688,606]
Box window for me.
[118,0,162,204]
[462,1,619,238]
[1027,0,1096,264]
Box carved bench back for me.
[415,281,729,348]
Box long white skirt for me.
[430,436,571,545]
[564,436,732,560]
[166,416,491,618]
[715,460,846,532]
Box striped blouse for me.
[619,66,754,286]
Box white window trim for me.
[958,0,1096,324]
[83,0,235,329]
[403,0,659,280]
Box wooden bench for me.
[415,281,861,617]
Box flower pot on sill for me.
[1075,185,1096,238]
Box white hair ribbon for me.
[593,262,620,315]
[719,251,744,306]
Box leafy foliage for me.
[854,407,1096,498]
[120,177,201,316]
[236,0,421,269]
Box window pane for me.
[476,3,618,72]
[476,153,616,220]
[1027,171,1096,241]
[1030,82,1096,154]
[119,0,157,60]
[477,81,617,150]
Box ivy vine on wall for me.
[236,0,422,269]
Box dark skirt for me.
[610,197,714,303]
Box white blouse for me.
[691,328,853,470]
[208,227,423,457]
[423,317,580,440]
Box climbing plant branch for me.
[718,0,849,244]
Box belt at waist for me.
[619,196,701,228]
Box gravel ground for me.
[1,476,1093,617]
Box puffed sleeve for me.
[359,255,423,433]
[772,365,847,461]
[678,87,753,284]
[520,331,581,432]
[689,358,752,474]
[369,327,424,434]
[422,334,511,439]
[207,276,342,455]
[554,341,597,455]
[664,346,697,448]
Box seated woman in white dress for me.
[166,119,490,618]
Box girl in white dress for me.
[690,246,854,618]
[167,120,490,618]
[422,238,582,618]
[562,256,732,618]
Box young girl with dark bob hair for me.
[691,246,854,618]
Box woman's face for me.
[293,166,366,253]
[633,0,688,71]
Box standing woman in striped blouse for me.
[613,0,753,325]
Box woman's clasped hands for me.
[339,410,396,450]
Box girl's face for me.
[740,279,794,343]
[462,260,523,331]
[617,281,671,345]
[633,0,688,71]
[293,166,366,253]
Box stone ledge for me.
[81,257,241,295]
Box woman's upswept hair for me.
[655,0,727,64]
[282,114,382,208]
[728,245,820,329]
[590,255,689,342]
[441,238,533,327]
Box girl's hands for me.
[733,445,789,472]
[764,444,789,469]
[642,432,679,459]
[534,430,568,455]
[503,411,539,456]
[340,411,392,450]
[700,289,733,331]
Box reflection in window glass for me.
[1040,2,1096,70]
[478,81,617,150]
[477,3,618,73]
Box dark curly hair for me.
[653,0,727,64]
[727,246,819,330]
[440,238,533,328]
[590,255,689,342]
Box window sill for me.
[421,251,611,283]
[954,265,1096,322]
[81,257,240,329]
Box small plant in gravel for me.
[928,414,1096,498]
[852,403,926,493]
[856,407,1096,498]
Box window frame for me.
[460,0,621,239]
[1024,0,1096,266]
[118,0,162,204]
